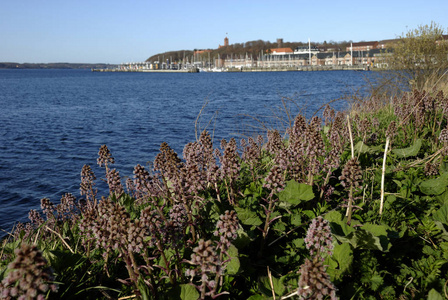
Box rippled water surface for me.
[0,69,371,231]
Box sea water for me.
[0,69,371,231]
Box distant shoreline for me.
[92,65,368,73]
[0,62,118,70]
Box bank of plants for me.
[2,87,448,299]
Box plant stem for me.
[319,170,332,199]
[347,115,354,159]
[157,241,175,285]
[346,185,353,225]
[380,137,390,215]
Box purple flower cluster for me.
[56,193,77,222]
[298,216,337,299]
[40,198,55,220]
[241,136,262,173]
[28,210,44,228]
[323,129,342,172]
[339,157,363,189]
[79,197,147,255]
[304,216,334,258]
[263,165,285,193]
[185,239,222,294]
[80,164,96,206]
[219,138,240,181]
[323,104,335,127]
[0,244,58,300]
[214,210,239,251]
[358,117,372,139]
[265,130,284,155]
[154,142,182,183]
[297,256,337,300]
[133,164,160,201]
[424,162,439,177]
[106,168,124,196]
[97,144,115,168]
[166,203,189,247]
[385,121,397,140]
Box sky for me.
[1,0,447,64]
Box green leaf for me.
[427,288,443,300]
[354,141,372,154]
[420,172,448,196]
[234,207,263,226]
[278,180,314,205]
[259,275,285,296]
[433,203,448,225]
[325,211,354,237]
[370,274,384,291]
[326,242,353,281]
[226,245,240,275]
[290,214,301,226]
[137,277,152,300]
[247,295,268,300]
[361,224,393,251]
[335,228,389,251]
[180,284,199,300]
[234,227,252,248]
[392,138,422,158]
[244,181,262,197]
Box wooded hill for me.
[145,39,352,63]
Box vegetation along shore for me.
[1,23,448,299]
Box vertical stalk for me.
[319,170,332,199]
[380,138,390,215]
[157,240,176,285]
[347,115,354,159]
[346,185,353,225]
[259,193,276,256]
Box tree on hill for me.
[145,39,356,63]
[383,22,448,92]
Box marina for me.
[92,64,367,73]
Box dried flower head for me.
[28,209,44,227]
[219,138,240,181]
[265,130,284,155]
[0,244,58,299]
[97,144,115,168]
[424,162,439,177]
[80,164,96,203]
[439,128,448,143]
[40,198,55,220]
[56,193,77,222]
[298,256,337,300]
[323,105,335,126]
[339,157,363,189]
[385,121,397,140]
[154,142,182,182]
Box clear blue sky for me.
[1,0,447,64]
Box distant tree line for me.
[0,63,117,69]
[145,39,353,63]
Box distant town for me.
[3,35,446,72]
[109,37,399,73]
